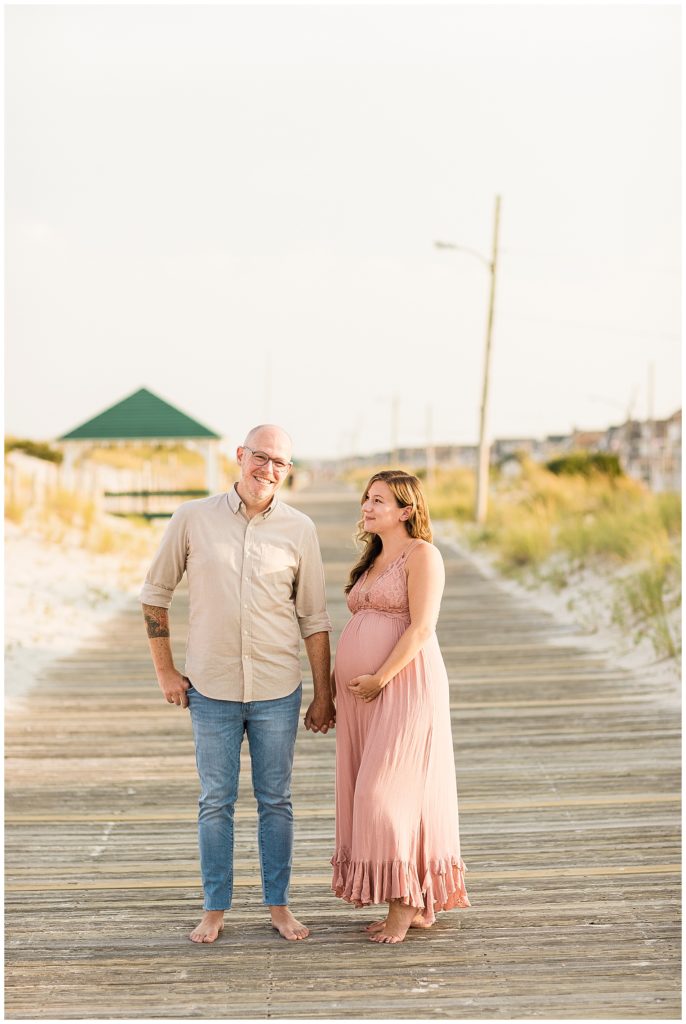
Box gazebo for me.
[58,387,222,514]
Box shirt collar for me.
[228,483,278,518]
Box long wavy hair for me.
[345,470,433,594]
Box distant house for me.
[603,424,625,454]
[643,409,681,492]
[539,434,573,460]
[329,409,682,493]
[491,437,540,463]
[395,445,478,469]
[570,429,605,451]
[600,411,681,492]
[435,445,478,468]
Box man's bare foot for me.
[269,905,310,941]
[364,910,432,934]
[189,910,225,943]
[368,901,421,944]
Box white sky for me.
[4,3,681,459]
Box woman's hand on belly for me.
[347,673,385,703]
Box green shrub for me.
[546,451,622,478]
[5,437,63,463]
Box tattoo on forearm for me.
[143,605,170,638]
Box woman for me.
[331,470,470,943]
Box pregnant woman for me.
[331,470,470,943]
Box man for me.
[140,425,334,943]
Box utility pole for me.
[434,194,501,523]
[475,195,501,524]
[426,404,436,491]
[623,385,638,479]
[391,393,399,465]
[646,361,655,489]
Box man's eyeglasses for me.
[242,446,292,474]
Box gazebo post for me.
[60,441,79,491]
[204,439,220,495]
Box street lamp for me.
[434,195,501,524]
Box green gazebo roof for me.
[59,387,220,441]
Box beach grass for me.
[424,459,681,661]
[5,483,156,563]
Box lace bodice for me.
[346,541,421,617]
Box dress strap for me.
[400,538,423,562]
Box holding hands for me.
[304,696,336,733]
[348,674,385,703]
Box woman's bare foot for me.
[363,918,388,934]
[269,905,310,941]
[189,910,225,943]
[368,901,422,944]
[408,911,433,930]
[364,910,432,934]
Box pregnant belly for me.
[334,611,408,687]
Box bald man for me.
[141,425,334,942]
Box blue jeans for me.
[187,682,302,911]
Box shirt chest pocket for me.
[258,543,297,580]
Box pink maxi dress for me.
[331,541,470,924]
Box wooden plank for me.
[4,485,681,1020]
[5,862,682,893]
[5,790,680,824]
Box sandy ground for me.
[4,518,161,710]
[434,519,681,703]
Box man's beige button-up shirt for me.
[140,487,331,702]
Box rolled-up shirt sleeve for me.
[294,521,332,638]
[139,506,189,609]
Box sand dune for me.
[5,519,159,709]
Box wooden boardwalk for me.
[5,487,681,1019]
